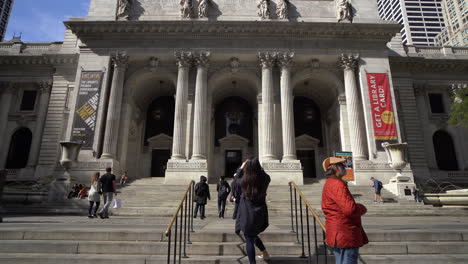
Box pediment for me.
[147,133,173,144]
[295,134,320,149]
[218,134,249,144]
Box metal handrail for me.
[289,181,329,263]
[165,180,195,264]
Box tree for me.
[448,85,468,128]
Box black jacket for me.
[235,168,271,236]
[194,182,210,205]
[216,181,231,200]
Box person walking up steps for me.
[194,175,210,220]
[322,157,368,264]
[87,172,101,218]
[98,167,117,219]
[236,158,271,263]
[217,176,231,218]
[370,177,384,203]
[230,173,242,220]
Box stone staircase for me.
[1,177,468,263]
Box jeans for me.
[232,201,240,220]
[245,235,266,264]
[99,192,114,217]
[194,204,205,218]
[218,198,227,217]
[332,247,359,264]
[88,201,100,216]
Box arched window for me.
[144,96,175,145]
[6,127,33,169]
[433,130,458,171]
[214,96,253,146]
[294,96,323,145]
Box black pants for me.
[232,201,240,220]
[88,201,100,216]
[218,198,227,217]
[245,235,266,264]
[194,203,205,218]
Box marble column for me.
[0,82,14,168]
[192,52,210,160]
[101,53,128,159]
[259,52,277,160]
[278,52,296,160]
[171,51,192,160]
[27,82,52,167]
[340,54,367,160]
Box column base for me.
[191,154,206,160]
[164,159,208,185]
[262,159,303,185]
[100,153,114,159]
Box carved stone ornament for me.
[148,57,159,72]
[277,52,294,69]
[258,52,277,69]
[198,0,209,18]
[38,81,53,94]
[413,84,426,97]
[180,0,194,18]
[309,59,320,69]
[257,0,271,19]
[116,0,131,20]
[336,0,353,23]
[230,57,240,73]
[112,52,129,68]
[194,52,210,68]
[338,95,346,105]
[174,51,194,68]
[340,53,359,70]
[276,0,289,19]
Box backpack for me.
[219,182,229,199]
[196,183,208,197]
[377,180,383,190]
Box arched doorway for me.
[145,96,175,177]
[215,96,253,178]
[433,130,458,171]
[6,127,32,169]
[294,97,323,178]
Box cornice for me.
[389,57,468,74]
[0,54,79,66]
[64,20,400,42]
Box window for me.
[19,90,37,111]
[428,93,445,113]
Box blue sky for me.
[5,0,90,42]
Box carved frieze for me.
[166,161,208,170]
[257,0,271,19]
[262,162,302,170]
[230,57,240,73]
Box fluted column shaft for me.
[101,53,128,159]
[27,82,52,166]
[192,52,210,160]
[259,52,277,160]
[278,53,296,160]
[341,54,367,160]
[171,52,192,160]
[0,83,14,168]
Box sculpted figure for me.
[180,0,193,18]
[257,0,270,19]
[116,0,131,20]
[276,0,289,19]
[337,0,352,22]
[198,0,209,18]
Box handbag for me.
[112,198,122,209]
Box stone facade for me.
[0,0,467,196]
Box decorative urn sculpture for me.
[59,141,82,170]
[382,142,409,182]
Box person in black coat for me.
[235,158,271,263]
[230,173,241,220]
[194,175,210,219]
[216,176,231,218]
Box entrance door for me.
[225,150,242,178]
[297,150,316,178]
[151,149,171,177]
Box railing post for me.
[314,217,319,264]
[174,212,178,264]
[179,202,183,263]
[188,184,193,243]
[191,183,195,232]
[323,232,328,264]
[294,190,300,244]
[299,196,306,258]
[167,230,172,264]
[183,195,188,257]
[289,183,295,233]
[306,207,311,264]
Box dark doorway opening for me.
[225,150,242,178]
[6,127,32,169]
[297,150,316,178]
[151,149,171,177]
[433,130,458,171]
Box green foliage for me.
[448,86,468,128]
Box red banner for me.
[366,73,397,140]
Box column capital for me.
[175,51,194,68]
[0,82,15,94]
[340,53,359,70]
[277,52,294,69]
[338,95,346,105]
[37,81,53,94]
[258,52,277,69]
[194,52,210,68]
[112,52,129,68]
[413,84,426,96]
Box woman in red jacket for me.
[321,157,368,264]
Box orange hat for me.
[322,157,347,172]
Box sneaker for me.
[93,214,97,218]
[257,252,270,261]
[87,215,94,219]
[98,213,105,219]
